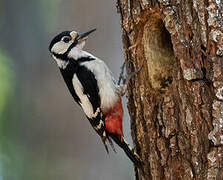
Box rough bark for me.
[116,0,223,179]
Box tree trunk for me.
[116,0,223,179]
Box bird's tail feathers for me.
[101,135,117,154]
[108,133,143,168]
[101,136,109,154]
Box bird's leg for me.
[118,61,126,86]
[118,61,142,96]
[119,68,142,96]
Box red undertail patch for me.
[105,98,124,141]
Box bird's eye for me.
[62,36,71,43]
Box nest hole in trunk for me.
[143,13,175,93]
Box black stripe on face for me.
[66,40,78,55]
[51,42,96,62]
[52,52,68,61]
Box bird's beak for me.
[75,28,96,42]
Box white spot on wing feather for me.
[96,120,104,130]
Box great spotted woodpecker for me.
[49,29,142,168]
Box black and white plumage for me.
[49,29,142,168]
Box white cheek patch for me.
[51,41,71,54]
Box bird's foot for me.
[118,60,142,96]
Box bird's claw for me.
[118,60,142,96]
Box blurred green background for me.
[0,0,134,180]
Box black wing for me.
[76,65,100,114]
[60,61,110,152]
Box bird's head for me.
[49,29,96,68]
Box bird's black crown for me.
[49,31,71,52]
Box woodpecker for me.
[49,29,142,168]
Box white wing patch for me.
[72,75,100,119]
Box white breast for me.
[80,54,119,112]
